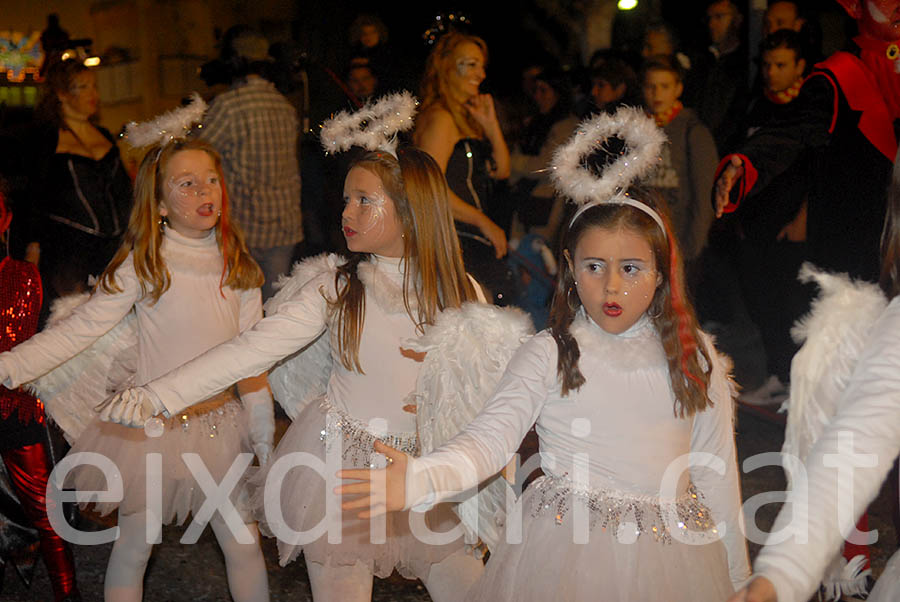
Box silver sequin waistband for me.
[144,390,241,439]
[318,398,420,467]
[528,473,720,545]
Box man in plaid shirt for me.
[201,29,303,299]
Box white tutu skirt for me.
[248,399,467,579]
[467,477,735,602]
[64,392,250,525]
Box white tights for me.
[104,511,270,602]
[307,548,484,602]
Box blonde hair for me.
[330,148,476,372]
[419,32,488,139]
[99,138,263,302]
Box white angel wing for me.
[407,302,534,551]
[27,293,138,442]
[264,254,341,420]
[782,264,887,488]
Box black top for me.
[445,137,493,234]
[734,55,896,281]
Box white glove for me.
[95,386,166,427]
[240,384,274,466]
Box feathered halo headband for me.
[319,91,418,157]
[124,93,207,149]
[550,106,667,234]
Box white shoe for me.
[740,375,787,406]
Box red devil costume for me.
[716,0,899,284]
[0,194,80,602]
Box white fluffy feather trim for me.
[319,91,417,156]
[264,254,342,419]
[820,553,872,601]
[783,263,887,481]
[550,106,666,208]
[409,302,534,551]
[125,93,207,148]
[28,293,138,442]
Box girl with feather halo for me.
[95,91,532,602]
[336,107,752,602]
[0,97,273,601]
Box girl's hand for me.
[95,386,165,427]
[726,576,777,602]
[336,440,409,519]
[465,94,501,134]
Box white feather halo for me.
[550,106,666,207]
[320,91,418,157]
[125,93,207,148]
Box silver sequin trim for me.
[318,398,419,467]
[529,474,719,544]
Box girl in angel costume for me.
[0,98,273,602]
[729,151,900,602]
[337,107,752,602]
[96,92,532,602]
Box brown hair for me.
[642,55,685,84]
[99,138,263,302]
[548,190,713,417]
[330,148,476,372]
[880,147,900,299]
[419,31,488,139]
[36,59,96,128]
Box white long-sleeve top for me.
[405,311,751,587]
[753,296,900,602]
[0,228,262,390]
[139,254,422,432]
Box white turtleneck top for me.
[141,254,424,433]
[405,311,751,587]
[0,228,262,390]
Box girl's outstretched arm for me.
[339,332,555,518]
[102,265,337,422]
[0,255,141,389]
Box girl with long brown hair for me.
[336,110,751,601]
[0,137,272,602]
[92,146,489,601]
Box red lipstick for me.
[603,303,622,317]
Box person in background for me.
[28,58,133,321]
[730,29,811,405]
[509,66,578,245]
[0,189,80,602]
[201,27,303,300]
[684,0,749,153]
[642,21,692,72]
[588,58,639,116]
[414,31,515,305]
[345,59,380,104]
[763,0,806,36]
[642,57,717,267]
